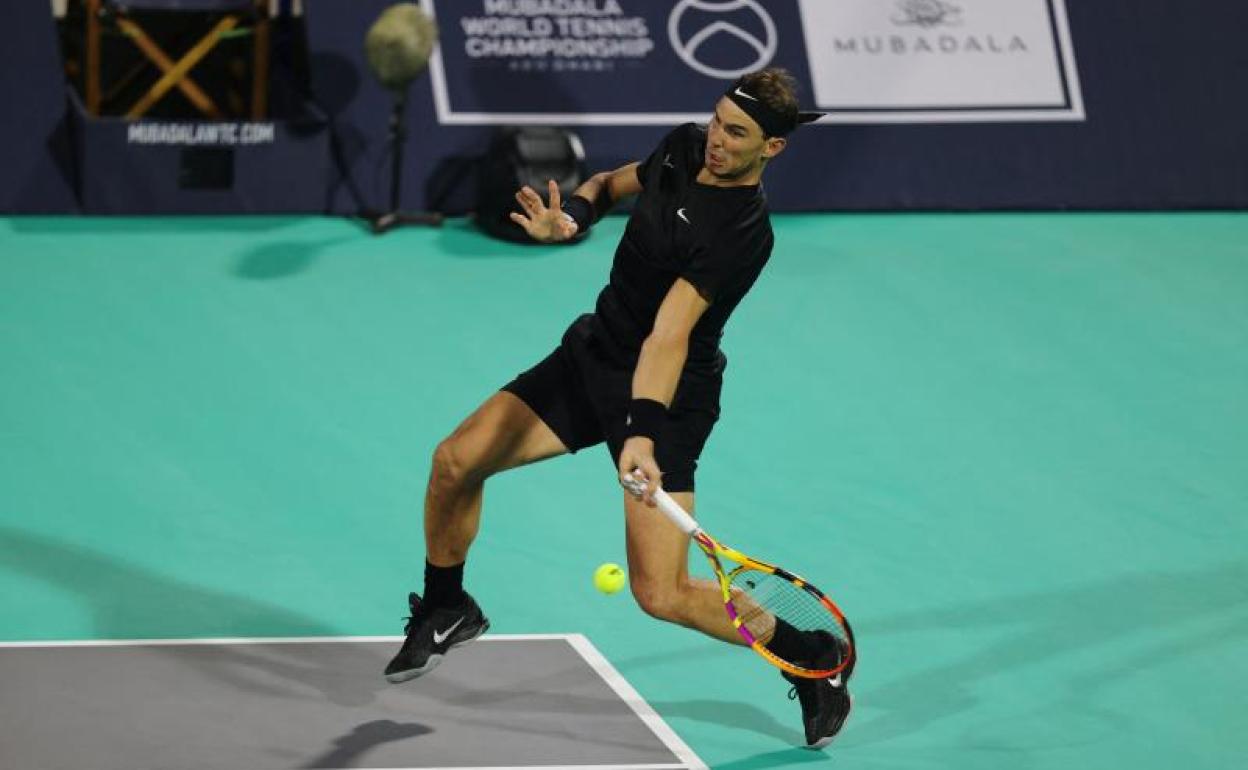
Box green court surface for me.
[2,213,1246,769]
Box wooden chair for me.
[84,0,270,119]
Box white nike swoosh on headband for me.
[733,87,758,102]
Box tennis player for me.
[384,68,852,747]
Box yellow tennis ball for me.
[593,563,626,594]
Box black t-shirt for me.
[587,123,774,370]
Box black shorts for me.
[502,315,723,493]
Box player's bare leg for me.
[425,390,569,566]
[622,491,753,645]
[386,390,568,682]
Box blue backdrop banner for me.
[3,0,1247,213]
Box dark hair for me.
[736,68,800,136]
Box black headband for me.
[723,84,825,137]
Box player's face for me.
[704,97,785,182]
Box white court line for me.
[566,634,709,770]
[1,634,708,770]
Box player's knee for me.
[429,437,484,492]
[630,579,682,624]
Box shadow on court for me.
[0,525,386,707]
[301,719,433,769]
[709,746,835,770]
[848,561,1248,747]
[650,698,805,747]
[607,645,807,745]
[232,237,354,280]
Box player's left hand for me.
[618,437,662,506]
[510,179,579,243]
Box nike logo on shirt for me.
[676,208,691,224]
[662,153,675,168]
[432,617,465,644]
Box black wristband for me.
[561,194,594,233]
[626,398,667,442]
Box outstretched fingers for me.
[508,210,533,231]
[514,185,545,218]
[510,181,578,242]
[547,179,562,211]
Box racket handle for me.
[624,473,700,536]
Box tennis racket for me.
[624,474,855,679]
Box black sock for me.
[423,560,466,609]
[766,619,822,665]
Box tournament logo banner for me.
[798,0,1084,122]
[422,0,1082,125]
[423,0,811,125]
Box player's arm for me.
[633,277,707,405]
[618,278,711,503]
[572,162,643,214]
[510,163,641,243]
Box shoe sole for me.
[384,620,490,684]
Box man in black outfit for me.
[384,67,852,747]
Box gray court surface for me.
[0,635,705,770]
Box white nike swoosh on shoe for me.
[733,87,758,102]
[432,617,465,644]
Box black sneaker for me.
[384,592,490,683]
[782,631,853,748]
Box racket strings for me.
[730,570,847,646]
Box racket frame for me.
[628,479,854,678]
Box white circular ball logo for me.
[668,0,778,79]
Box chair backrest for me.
[88,0,271,119]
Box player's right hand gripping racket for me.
[624,475,855,679]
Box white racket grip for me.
[624,474,700,536]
